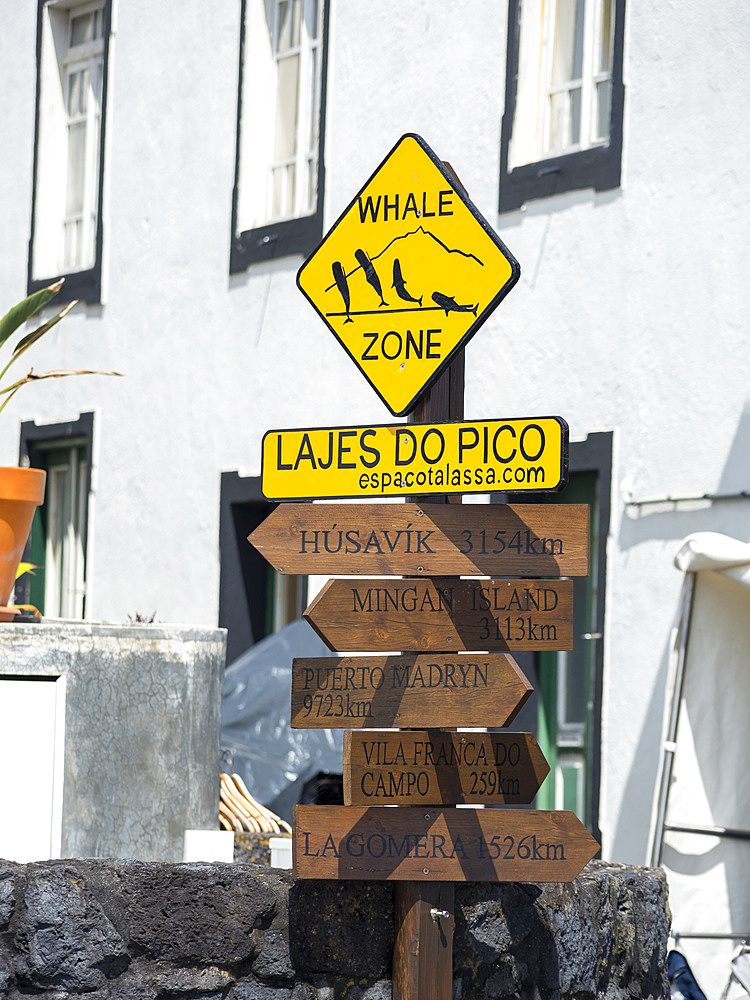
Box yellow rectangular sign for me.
[262,417,568,501]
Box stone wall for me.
[0,858,668,999]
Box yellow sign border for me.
[262,417,569,501]
[296,134,520,416]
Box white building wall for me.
[1,0,749,866]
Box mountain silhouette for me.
[325,227,484,311]
[372,226,483,268]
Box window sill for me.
[230,212,324,272]
[499,143,622,214]
[28,265,101,306]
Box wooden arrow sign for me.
[291,652,532,729]
[248,502,589,577]
[304,578,573,652]
[343,731,549,806]
[293,805,599,882]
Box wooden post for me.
[393,881,455,1000]
[392,355,464,1000]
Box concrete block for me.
[0,621,226,862]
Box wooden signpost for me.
[246,133,599,1000]
[249,502,589,577]
[304,577,574,652]
[290,652,532,729]
[343,731,549,805]
[293,805,599,882]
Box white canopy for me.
[674,530,750,586]
[654,532,750,997]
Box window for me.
[231,0,330,271]
[499,0,625,212]
[28,0,112,304]
[18,413,94,619]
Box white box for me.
[270,836,292,869]
[183,829,235,863]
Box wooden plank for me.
[293,805,599,882]
[248,502,589,577]
[291,652,532,729]
[304,578,574,652]
[393,881,454,1000]
[343,731,549,806]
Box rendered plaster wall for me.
[0,858,669,999]
[0,622,225,862]
[0,1,749,872]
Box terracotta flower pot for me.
[0,467,46,619]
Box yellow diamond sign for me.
[297,134,521,416]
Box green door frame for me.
[493,431,611,841]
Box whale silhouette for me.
[355,249,388,307]
[332,261,352,323]
[431,291,477,317]
[391,258,422,306]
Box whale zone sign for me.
[261,416,568,501]
[296,133,520,416]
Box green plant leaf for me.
[0,367,122,414]
[1,300,78,382]
[0,279,65,348]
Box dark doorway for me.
[219,472,308,665]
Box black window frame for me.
[499,0,626,213]
[17,411,95,615]
[230,0,330,273]
[27,0,112,306]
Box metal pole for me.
[646,572,696,867]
